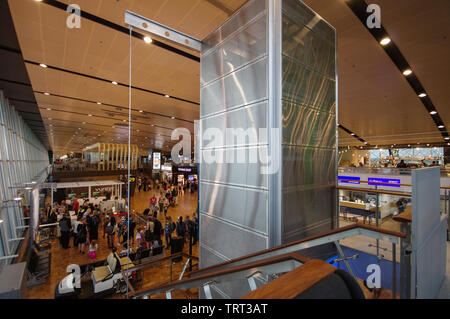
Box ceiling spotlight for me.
[88,114,92,117]
[164,95,170,98]
[82,122,86,124]
[171,116,175,119]
[139,110,143,113]
[403,69,412,76]
[78,128,81,130]
[438,125,445,129]
[97,102,102,105]
[39,63,48,68]
[46,108,51,111]
[427,144,430,147]
[445,137,450,140]
[430,111,437,115]
[144,36,152,44]
[408,145,411,147]
[112,81,118,85]
[350,133,355,136]
[122,119,126,122]
[44,92,50,96]
[380,37,391,46]
[418,93,427,98]
[364,142,368,144]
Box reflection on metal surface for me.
[281,0,337,243]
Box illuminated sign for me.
[153,152,161,170]
[338,176,360,184]
[161,164,172,171]
[178,167,192,172]
[368,177,401,188]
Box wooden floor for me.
[25,187,199,299]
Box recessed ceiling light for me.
[97,102,102,105]
[408,145,411,147]
[123,119,126,122]
[364,142,368,144]
[164,95,170,98]
[403,69,412,76]
[139,110,143,113]
[171,116,175,119]
[438,125,445,129]
[49,124,52,126]
[418,93,427,98]
[44,92,50,96]
[46,108,51,111]
[430,111,437,115]
[427,144,430,147]
[380,37,391,46]
[39,63,48,68]
[88,114,92,117]
[445,137,450,140]
[82,122,86,124]
[78,128,81,130]
[144,36,152,44]
[112,81,118,85]
[350,133,355,136]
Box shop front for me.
[172,165,198,189]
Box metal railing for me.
[130,223,407,299]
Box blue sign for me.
[368,177,401,187]
[338,176,361,184]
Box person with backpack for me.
[76,218,88,254]
[164,217,174,250]
[105,215,116,248]
[87,210,100,241]
[152,216,163,246]
[176,216,186,241]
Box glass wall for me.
[0,90,48,264]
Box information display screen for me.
[153,152,161,170]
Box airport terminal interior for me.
[0,0,449,300]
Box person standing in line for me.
[76,218,88,254]
[137,177,142,193]
[164,218,173,251]
[72,216,81,248]
[59,213,72,249]
[176,216,186,242]
[185,215,193,245]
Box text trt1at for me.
[224,304,268,314]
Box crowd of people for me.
[40,175,199,261]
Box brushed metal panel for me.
[282,100,335,147]
[200,213,268,260]
[201,57,268,118]
[199,182,268,234]
[282,0,335,43]
[282,14,335,78]
[282,55,335,111]
[282,187,335,240]
[202,0,267,54]
[282,145,336,188]
[199,245,228,269]
[201,14,268,85]
[200,146,269,189]
[201,101,268,147]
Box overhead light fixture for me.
[144,36,152,44]
[380,37,391,46]
[418,93,427,98]
[39,63,48,68]
[430,111,437,115]
[350,133,355,136]
[164,95,170,98]
[44,92,50,96]
[445,137,450,140]
[112,81,118,85]
[438,125,445,129]
[88,114,92,117]
[97,102,102,105]
[46,108,51,110]
[171,116,175,119]
[408,145,411,147]
[403,69,412,76]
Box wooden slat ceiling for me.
[7,0,450,151]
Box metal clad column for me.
[280,0,337,242]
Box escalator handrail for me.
[186,222,405,279]
[131,252,309,298]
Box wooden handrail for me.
[336,186,412,197]
[130,252,309,297]
[393,207,412,223]
[186,223,405,279]
[241,259,336,299]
